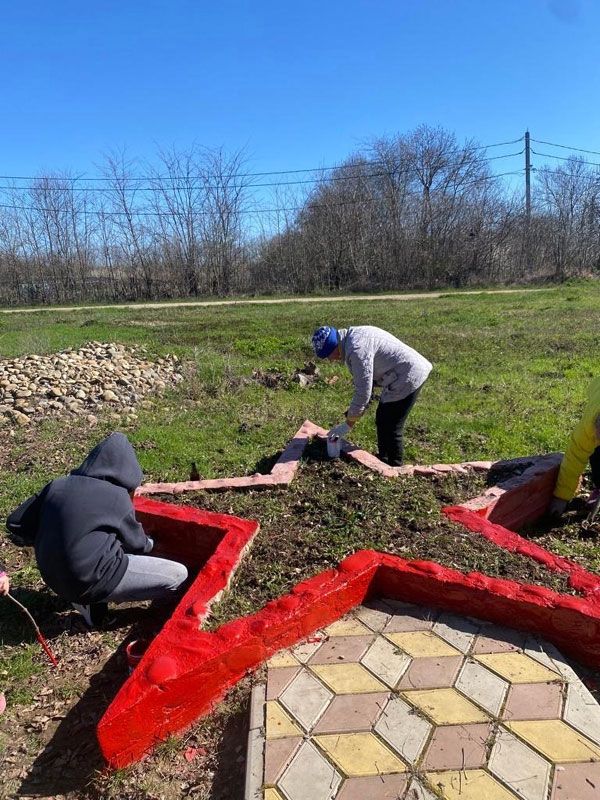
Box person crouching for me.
[6,432,188,627]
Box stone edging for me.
[137,419,493,494]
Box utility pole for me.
[525,130,531,225]
[525,130,531,271]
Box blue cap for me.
[311,326,338,358]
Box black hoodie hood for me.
[70,432,143,491]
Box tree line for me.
[0,126,598,305]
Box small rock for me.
[102,390,117,402]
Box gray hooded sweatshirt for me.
[338,326,432,419]
[6,432,152,603]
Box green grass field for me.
[1,283,599,799]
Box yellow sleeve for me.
[554,414,599,501]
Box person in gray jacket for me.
[6,432,188,627]
[312,325,432,466]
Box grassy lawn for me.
[1,283,599,798]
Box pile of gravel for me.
[0,342,183,427]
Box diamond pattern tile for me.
[421,723,492,770]
[374,695,432,764]
[279,740,342,800]
[310,663,387,694]
[253,601,600,800]
[563,682,600,746]
[488,728,551,800]
[385,630,461,658]
[308,635,374,665]
[323,617,372,637]
[455,659,508,716]
[279,669,333,731]
[266,701,303,739]
[397,655,462,690]
[507,719,600,762]
[335,774,409,799]
[474,652,560,683]
[551,762,600,800]
[360,635,411,687]
[314,732,406,776]
[312,692,388,734]
[402,688,489,725]
[426,768,518,799]
[503,681,563,720]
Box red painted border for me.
[97,548,600,767]
[98,449,600,768]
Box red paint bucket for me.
[126,639,150,674]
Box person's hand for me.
[0,573,10,596]
[548,497,568,518]
[327,421,352,440]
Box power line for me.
[0,170,522,220]
[0,137,524,186]
[0,151,524,195]
[531,138,600,158]
[530,149,600,169]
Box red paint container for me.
[126,639,150,674]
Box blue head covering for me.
[312,326,338,358]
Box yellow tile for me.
[266,700,303,739]
[310,663,387,694]
[506,720,600,762]
[385,631,461,658]
[402,688,489,725]
[267,651,300,668]
[426,769,516,800]
[474,652,558,684]
[315,733,406,777]
[264,790,285,800]
[323,617,371,637]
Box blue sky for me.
[0,0,599,180]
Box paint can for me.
[126,639,150,674]
[327,437,341,459]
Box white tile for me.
[280,670,333,732]
[488,728,551,800]
[374,696,432,765]
[354,602,392,632]
[455,660,508,716]
[406,779,438,800]
[564,682,600,746]
[433,613,480,653]
[279,741,342,800]
[360,635,411,688]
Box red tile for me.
[267,667,301,700]
[308,636,374,665]
[335,774,409,799]
[264,737,302,784]
[551,762,600,800]
[422,723,493,770]
[503,682,564,720]
[312,692,389,734]
[472,626,527,654]
[397,656,463,690]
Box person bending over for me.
[6,432,188,627]
[549,376,600,517]
[312,325,432,466]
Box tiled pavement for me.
[250,600,600,800]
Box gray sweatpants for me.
[105,554,188,603]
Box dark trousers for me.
[590,446,600,488]
[375,388,421,466]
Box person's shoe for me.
[72,602,109,628]
[587,488,600,507]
